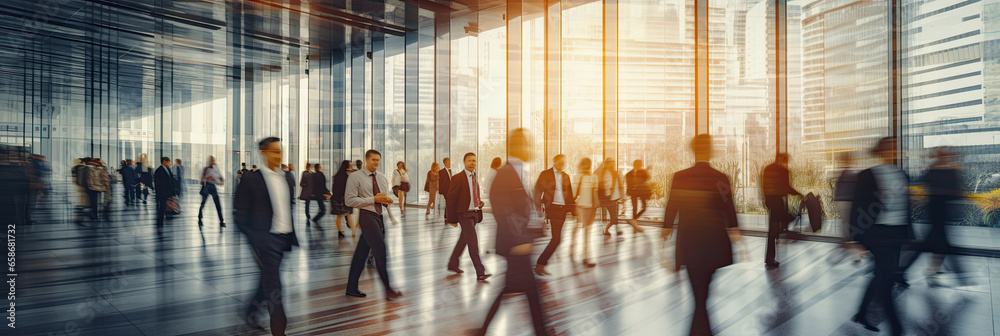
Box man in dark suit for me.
[662,134,740,336]
[173,159,185,197]
[153,157,177,231]
[283,164,296,204]
[446,153,491,281]
[849,137,911,336]
[532,154,574,276]
[760,153,801,268]
[121,160,137,205]
[234,137,299,336]
[438,157,453,215]
[481,128,548,336]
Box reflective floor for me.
[14,185,998,336]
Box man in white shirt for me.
[446,153,491,281]
[234,137,298,335]
[344,149,402,301]
[532,154,575,276]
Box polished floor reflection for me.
[15,184,997,336]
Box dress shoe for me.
[477,274,492,282]
[895,279,910,288]
[338,231,346,238]
[385,290,403,301]
[345,289,367,298]
[447,267,464,274]
[220,222,226,228]
[583,260,596,268]
[765,262,780,269]
[852,314,879,332]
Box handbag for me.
[400,181,411,192]
[424,178,430,192]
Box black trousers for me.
[246,233,293,336]
[858,225,905,336]
[537,205,568,266]
[764,196,791,264]
[304,199,326,222]
[123,183,136,204]
[687,267,716,335]
[86,189,100,220]
[347,210,392,292]
[155,196,169,228]
[448,211,486,276]
[631,195,648,219]
[198,184,224,223]
[480,254,548,336]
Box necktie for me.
[471,173,481,207]
[372,173,382,215]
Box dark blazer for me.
[438,167,453,196]
[490,163,539,257]
[174,165,184,183]
[849,166,914,244]
[153,166,177,200]
[331,172,349,202]
[121,165,137,185]
[446,170,483,224]
[298,171,312,200]
[532,168,574,212]
[234,171,300,249]
[663,162,738,270]
[138,163,152,186]
[310,171,330,200]
[284,171,295,202]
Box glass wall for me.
[4,0,1000,239]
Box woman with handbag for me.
[599,158,644,236]
[572,158,599,268]
[197,156,225,227]
[425,162,440,216]
[392,161,410,214]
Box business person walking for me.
[850,137,912,336]
[235,137,299,336]
[438,157,454,215]
[308,164,331,226]
[344,150,402,301]
[198,156,225,227]
[481,128,548,336]
[533,154,575,276]
[662,134,741,336]
[425,162,440,217]
[330,160,356,238]
[446,153,491,281]
[571,157,599,268]
[153,157,177,233]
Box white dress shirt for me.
[873,164,909,226]
[464,169,480,211]
[507,158,530,197]
[552,169,565,205]
[345,167,398,213]
[261,166,292,234]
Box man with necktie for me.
[446,153,491,281]
[344,149,402,300]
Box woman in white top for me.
[198,156,225,227]
[572,157,599,268]
[392,161,410,214]
[598,158,643,235]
